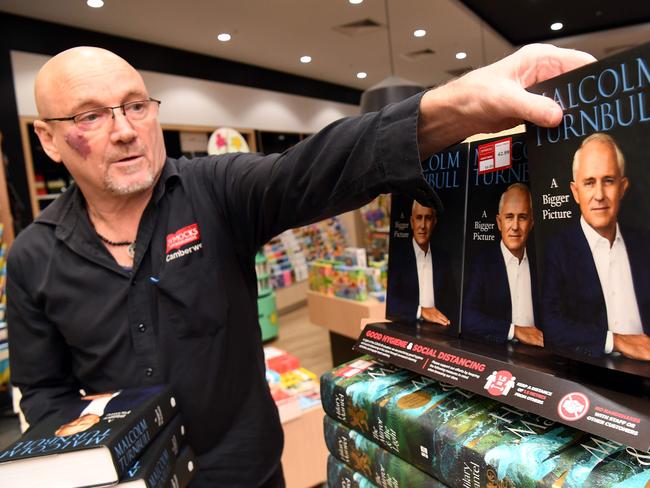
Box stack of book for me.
[0,385,197,488]
[321,357,650,488]
[264,346,321,423]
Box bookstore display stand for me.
[353,321,650,451]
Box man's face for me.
[55,413,101,437]
[496,188,533,258]
[410,202,436,251]
[570,140,628,237]
[34,50,166,200]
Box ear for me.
[621,176,629,196]
[570,181,579,205]
[33,120,63,163]
[496,213,502,232]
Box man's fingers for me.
[509,89,564,128]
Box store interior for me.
[0,1,649,487]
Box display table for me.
[307,291,386,365]
[281,405,328,488]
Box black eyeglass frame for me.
[41,97,162,124]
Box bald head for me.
[35,47,144,118]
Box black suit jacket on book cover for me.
[541,223,650,357]
[462,243,540,344]
[387,241,459,327]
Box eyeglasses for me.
[42,98,161,132]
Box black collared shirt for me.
[7,93,434,486]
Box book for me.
[436,402,582,487]
[538,435,650,487]
[327,454,376,488]
[386,143,468,334]
[324,414,441,488]
[0,384,177,488]
[118,414,185,487]
[165,445,196,488]
[321,356,492,480]
[525,41,650,377]
[461,132,545,351]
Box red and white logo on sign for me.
[557,392,590,421]
[166,223,201,253]
[483,370,516,397]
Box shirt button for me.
[145,367,154,377]
[138,323,146,333]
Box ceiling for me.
[0,0,649,93]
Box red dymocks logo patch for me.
[166,224,200,253]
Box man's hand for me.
[613,333,650,361]
[514,325,544,347]
[418,44,596,156]
[421,306,451,326]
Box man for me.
[541,133,650,360]
[388,200,457,326]
[7,44,594,486]
[463,183,543,346]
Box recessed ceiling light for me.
[300,55,312,64]
[550,22,564,31]
[413,29,426,38]
[349,0,364,4]
[455,51,467,60]
[217,33,232,42]
[356,72,367,79]
[87,0,104,7]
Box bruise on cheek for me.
[64,131,91,159]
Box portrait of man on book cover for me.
[540,133,650,363]
[386,198,460,332]
[462,183,544,348]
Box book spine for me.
[166,445,196,488]
[327,454,376,488]
[324,414,438,488]
[110,386,178,478]
[121,415,185,488]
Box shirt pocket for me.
[154,260,229,338]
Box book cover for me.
[526,41,650,376]
[539,435,650,487]
[436,399,583,487]
[323,414,439,488]
[166,445,196,488]
[320,357,418,431]
[0,384,177,488]
[326,454,376,488]
[386,143,468,334]
[461,132,545,350]
[119,414,185,487]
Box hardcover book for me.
[165,445,196,488]
[324,414,437,488]
[119,414,185,487]
[0,385,177,488]
[386,143,468,335]
[327,454,376,488]
[461,132,545,351]
[526,41,650,377]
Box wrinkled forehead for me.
[577,141,620,175]
[36,48,148,116]
[502,189,531,212]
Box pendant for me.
[127,242,136,258]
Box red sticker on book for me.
[477,137,512,174]
[557,392,590,421]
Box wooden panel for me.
[307,290,386,339]
[281,406,327,488]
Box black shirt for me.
[7,93,435,486]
